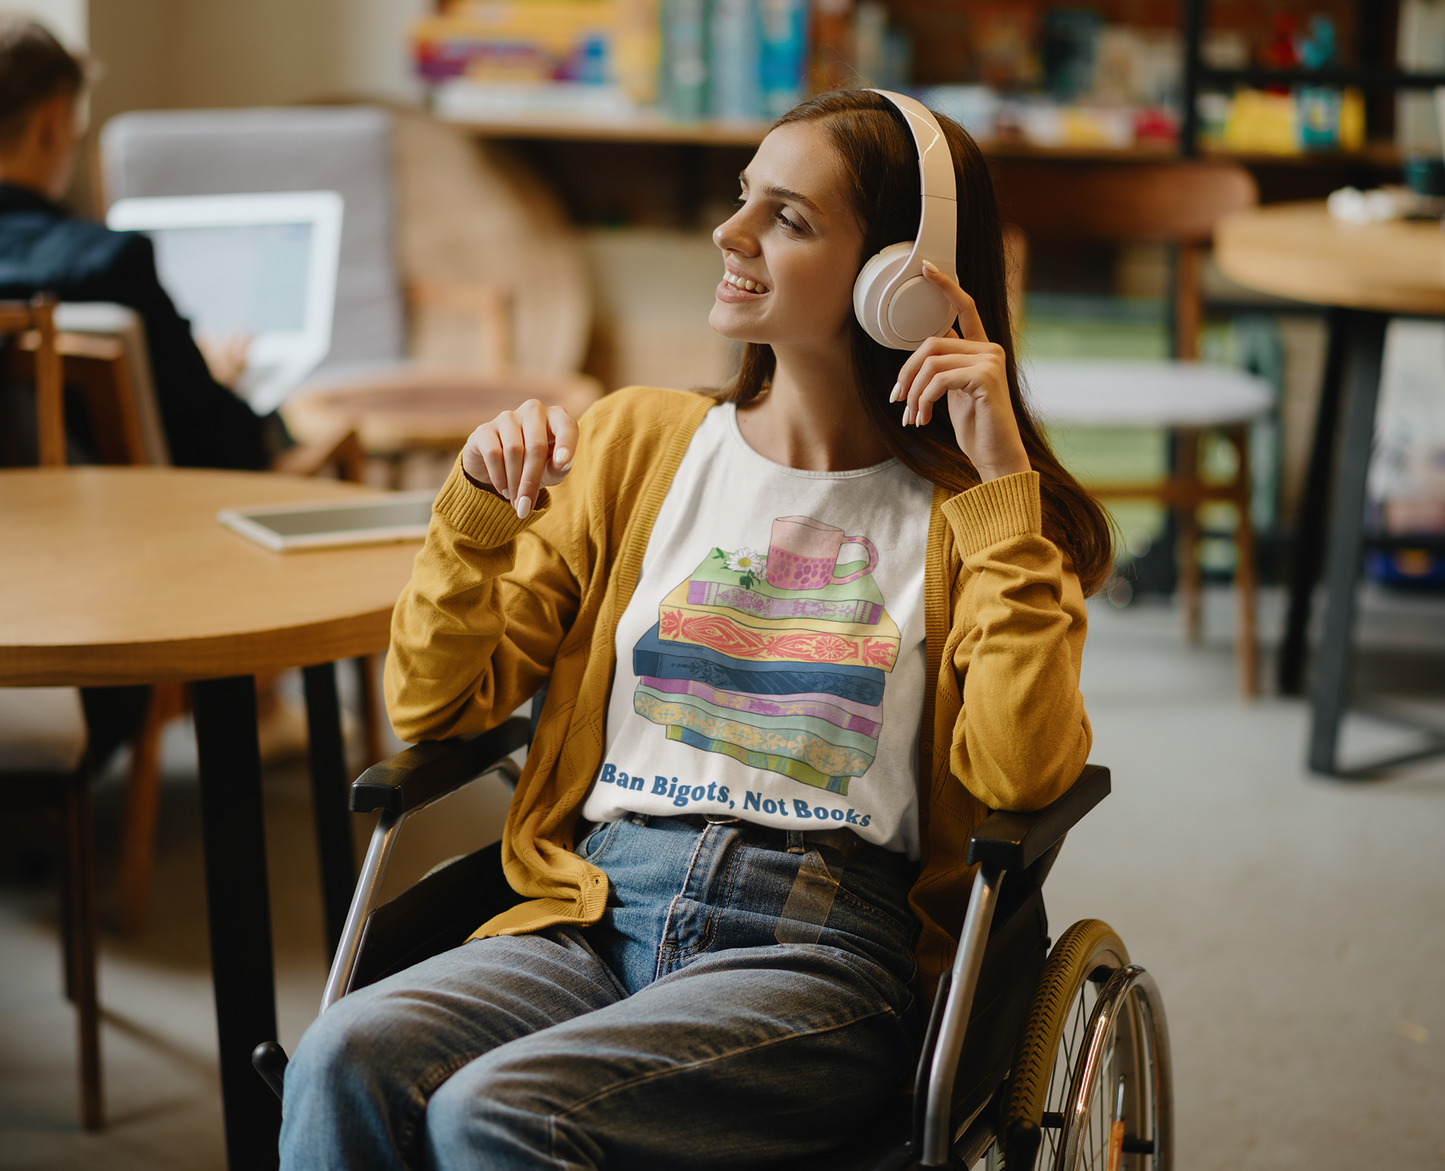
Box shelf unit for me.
[441,0,1427,166]
[1180,0,1441,157]
[440,1,1414,227]
[447,108,1403,170]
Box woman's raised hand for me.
[889,261,1031,483]
[460,398,579,520]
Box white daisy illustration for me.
[725,548,767,574]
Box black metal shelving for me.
[1179,0,1438,158]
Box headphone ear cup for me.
[852,241,914,348]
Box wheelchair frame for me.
[254,716,1172,1171]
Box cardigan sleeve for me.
[938,471,1092,811]
[384,458,583,743]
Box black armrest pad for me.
[965,764,1111,870]
[349,718,531,816]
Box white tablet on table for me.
[218,491,435,552]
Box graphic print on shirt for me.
[632,514,897,796]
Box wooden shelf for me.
[447,110,1404,169]
[1199,141,1403,168]
[983,139,1180,161]
[442,109,771,146]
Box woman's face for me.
[708,121,866,353]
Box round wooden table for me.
[1215,201,1445,317]
[0,467,422,1169]
[0,467,421,685]
[1215,202,1445,776]
[283,366,603,456]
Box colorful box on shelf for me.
[1197,86,1366,155]
[989,97,1178,150]
[412,0,660,104]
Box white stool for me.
[1025,358,1275,695]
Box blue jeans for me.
[279,815,920,1170]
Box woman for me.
[280,89,1111,1170]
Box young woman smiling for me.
[279,89,1111,1171]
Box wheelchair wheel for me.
[999,919,1172,1171]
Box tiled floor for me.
[3,588,1443,1170]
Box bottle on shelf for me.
[712,0,764,120]
[660,0,710,121]
[759,0,809,118]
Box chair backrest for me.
[389,107,591,376]
[59,303,168,464]
[99,106,405,371]
[990,160,1258,362]
[0,295,63,465]
[5,302,166,467]
[988,159,1259,246]
[406,280,512,374]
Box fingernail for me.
[500,487,512,501]
[561,460,574,473]
[515,495,532,520]
[889,382,900,403]
[922,260,939,274]
[553,447,569,464]
[903,405,913,426]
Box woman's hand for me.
[889,261,1031,482]
[460,398,578,520]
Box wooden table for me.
[1216,202,1445,775]
[0,467,421,1169]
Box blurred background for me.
[2,1,1443,1169]
[34,0,1440,602]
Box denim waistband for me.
[632,811,875,857]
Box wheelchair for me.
[253,712,1173,1171]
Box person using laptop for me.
[0,16,276,470]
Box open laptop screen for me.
[107,191,344,415]
[150,221,313,334]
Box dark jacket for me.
[0,182,269,469]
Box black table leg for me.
[1279,307,1349,695]
[192,675,280,1171]
[1308,312,1390,776]
[302,662,356,961]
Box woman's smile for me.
[717,268,771,300]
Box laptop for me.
[106,190,344,415]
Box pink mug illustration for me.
[765,515,878,591]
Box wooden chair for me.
[992,160,1270,695]
[6,308,171,945]
[0,295,108,1129]
[406,279,512,374]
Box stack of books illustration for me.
[632,541,898,796]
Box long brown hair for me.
[716,89,1113,595]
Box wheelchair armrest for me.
[349,717,531,816]
[965,764,1110,871]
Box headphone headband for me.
[852,90,959,350]
[872,89,958,248]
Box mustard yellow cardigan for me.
[385,387,1092,996]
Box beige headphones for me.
[851,90,959,350]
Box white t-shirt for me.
[581,402,934,859]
